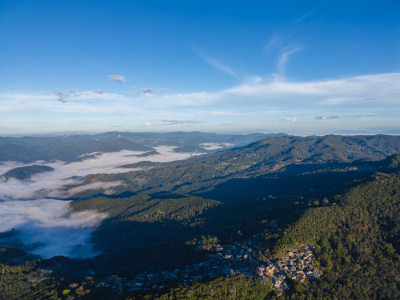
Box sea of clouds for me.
[0,146,203,258]
[0,199,107,258]
[0,145,202,200]
[199,142,234,150]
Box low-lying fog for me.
[0,146,202,200]
[0,146,203,259]
[0,199,107,258]
[199,142,234,150]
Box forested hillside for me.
[1,136,400,299]
[1,165,54,180]
[138,155,400,299]
[272,168,400,298]
[78,135,400,198]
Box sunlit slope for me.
[80,135,400,196]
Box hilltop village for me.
[100,221,322,295]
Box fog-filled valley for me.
[0,199,107,258]
[0,133,259,262]
[1,132,400,299]
[0,146,205,200]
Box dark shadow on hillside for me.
[191,163,375,203]
[74,197,307,278]
[82,219,208,277]
[148,191,187,199]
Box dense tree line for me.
[137,274,272,300]
[274,172,400,298]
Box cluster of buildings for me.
[98,222,321,295]
[257,244,322,293]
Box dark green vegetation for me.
[69,191,303,278]
[0,247,104,300]
[71,195,221,275]
[137,154,400,299]
[1,134,400,299]
[1,165,54,181]
[272,168,400,298]
[137,275,272,300]
[119,161,163,169]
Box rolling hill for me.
[74,134,400,199]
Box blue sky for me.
[0,0,399,135]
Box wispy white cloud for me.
[316,115,340,120]
[281,117,298,122]
[277,46,302,77]
[54,90,69,103]
[291,5,322,24]
[264,4,322,77]
[193,47,238,78]
[142,88,155,94]
[316,114,380,120]
[2,73,399,110]
[265,34,284,51]
[220,73,400,106]
[130,87,172,96]
[52,89,128,104]
[0,73,399,135]
[264,32,302,77]
[160,119,201,125]
[108,74,126,83]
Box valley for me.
[2,1,398,298]
[0,132,400,299]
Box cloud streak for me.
[193,47,238,78]
[160,120,201,125]
[316,114,379,120]
[277,46,302,77]
[54,90,69,103]
[292,4,322,24]
[148,73,399,109]
[0,72,399,135]
[108,74,126,83]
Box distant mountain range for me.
[73,134,400,199]
[0,131,285,163]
